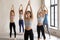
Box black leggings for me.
[24,29,34,40]
[37,25,46,39]
[10,22,16,38]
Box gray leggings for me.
[43,23,50,36]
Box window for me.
[50,0,58,27]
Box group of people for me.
[9,0,50,40]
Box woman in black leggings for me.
[24,0,34,40]
[37,5,46,40]
[9,5,16,40]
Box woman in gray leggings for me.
[43,6,50,38]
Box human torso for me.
[10,14,15,23]
[19,14,23,20]
[25,14,32,30]
[37,13,45,26]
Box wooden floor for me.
[0,32,60,40]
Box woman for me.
[24,0,34,40]
[9,5,16,40]
[37,6,46,40]
[19,4,24,32]
[43,6,50,38]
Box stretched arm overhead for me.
[19,4,23,10]
[25,0,30,12]
[11,4,14,10]
[28,0,32,12]
[24,0,30,20]
[38,4,44,13]
[10,4,15,16]
[29,0,33,19]
[44,5,48,13]
[24,0,33,19]
[30,4,32,13]
[37,12,39,18]
[38,7,41,13]
[24,13,26,20]
[25,4,28,13]
[25,0,32,12]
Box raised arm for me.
[25,0,32,12]
[11,4,14,10]
[30,4,32,13]
[44,5,48,13]
[37,12,38,18]
[28,0,32,12]
[38,5,43,13]
[24,1,29,20]
[25,3,29,12]
[46,7,48,13]
[24,13,26,20]
[29,0,33,19]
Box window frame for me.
[50,0,58,27]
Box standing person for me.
[24,0,34,40]
[37,6,46,40]
[19,4,24,32]
[43,6,50,38]
[9,5,16,40]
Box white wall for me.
[0,0,60,37]
[58,0,60,30]
[0,0,41,33]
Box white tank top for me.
[19,14,23,20]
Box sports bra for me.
[25,20,32,27]
[19,14,23,19]
[37,15,45,24]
